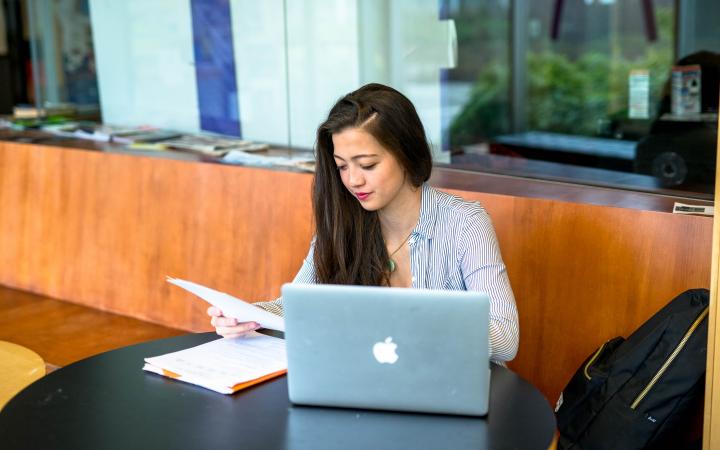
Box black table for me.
[0,333,556,449]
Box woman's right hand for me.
[207,306,261,338]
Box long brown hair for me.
[312,83,432,285]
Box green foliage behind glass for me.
[450,48,671,146]
[449,48,672,147]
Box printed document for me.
[167,277,285,331]
[143,332,287,394]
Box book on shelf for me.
[116,129,183,144]
[127,142,170,152]
[40,121,86,136]
[13,103,76,119]
[239,142,271,152]
[74,124,157,142]
[143,332,287,394]
[8,116,79,131]
[163,135,270,156]
[222,150,315,172]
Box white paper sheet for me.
[143,332,287,393]
[672,202,714,217]
[167,277,285,331]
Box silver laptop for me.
[282,284,491,416]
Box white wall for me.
[89,0,452,157]
[285,0,360,149]
[231,0,289,145]
[89,0,200,132]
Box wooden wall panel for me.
[447,190,712,403]
[0,143,314,332]
[0,142,712,403]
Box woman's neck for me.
[378,183,422,240]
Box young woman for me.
[209,83,519,362]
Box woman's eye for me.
[337,165,347,172]
[361,164,377,170]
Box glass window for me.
[26,0,99,115]
[6,0,719,199]
[444,0,718,198]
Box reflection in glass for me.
[27,0,99,114]
[12,0,719,198]
[445,0,718,198]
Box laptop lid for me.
[282,284,490,416]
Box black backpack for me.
[556,289,709,450]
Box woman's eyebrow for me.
[333,154,379,161]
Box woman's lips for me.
[356,192,371,201]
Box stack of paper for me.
[163,134,250,152]
[221,150,315,172]
[143,332,287,394]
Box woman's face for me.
[332,127,410,212]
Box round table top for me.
[0,341,45,410]
[0,333,556,450]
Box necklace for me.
[387,231,413,273]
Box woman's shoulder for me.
[428,185,488,222]
[425,187,497,250]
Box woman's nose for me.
[348,167,365,186]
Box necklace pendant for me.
[387,258,397,273]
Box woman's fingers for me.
[207,306,223,317]
[211,316,238,327]
[208,306,260,337]
[215,321,261,338]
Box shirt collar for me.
[413,183,438,239]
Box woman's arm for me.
[253,240,317,317]
[459,208,519,363]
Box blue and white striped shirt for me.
[256,184,519,362]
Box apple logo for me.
[373,337,399,364]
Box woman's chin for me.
[357,199,383,211]
[359,203,380,211]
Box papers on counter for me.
[672,202,714,216]
[167,277,285,332]
[221,150,315,172]
[143,332,287,394]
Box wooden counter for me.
[0,140,712,403]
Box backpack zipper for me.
[630,306,709,410]
[584,341,608,380]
